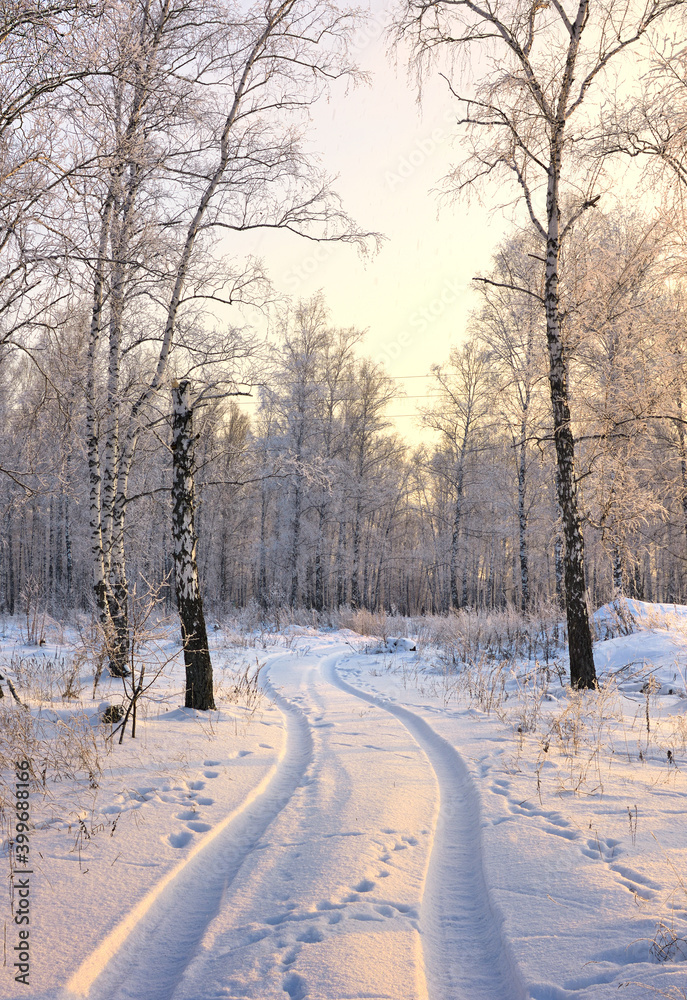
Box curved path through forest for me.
[65,643,526,1000]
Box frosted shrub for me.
[337,607,396,639]
[594,596,640,640]
[512,661,552,733]
[458,653,509,715]
[215,658,264,712]
[411,602,565,665]
[535,680,626,795]
[0,702,110,844]
[4,651,86,703]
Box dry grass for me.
[3,650,86,702]
[216,658,265,713]
[0,703,107,790]
[0,700,111,852]
[410,602,566,665]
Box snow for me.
[0,605,686,999]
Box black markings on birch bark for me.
[171,381,215,711]
[545,111,596,688]
[450,474,464,610]
[675,391,687,554]
[517,410,529,612]
[545,234,596,685]
[85,4,171,677]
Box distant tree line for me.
[4,208,687,626]
[4,0,687,695]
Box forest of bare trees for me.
[3,0,687,690]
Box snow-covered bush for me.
[5,650,85,702]
[411,602,565,665]
[0,701,110,842]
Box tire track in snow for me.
[324,653,528,1000]
[64,659,313,1000]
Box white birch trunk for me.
[543,2,596,687]
[675,391,687,558]
[517,413,529,611]
[171,381,215,710]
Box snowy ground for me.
[0,603,686,1000]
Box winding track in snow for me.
[65,643,526,1000]
[65,656,313,1000]
[324,651,528,1000]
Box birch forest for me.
[3,0,687,684]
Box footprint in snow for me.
[610,863,661,892]
[353,878,375,893]
[510,799,537,815]
[543,824,578,841]
[282,971,307,1000]
[203,770,219,778]
[542,810,571,826]
[175,809,198,821]
[297,926,324,944]
[259,743,273,749]
[581,835,622,861]
[186,820,211,833]
[187,780,205,790]
[203,759,221,766]
[168,830,193,849]
[194,796,214,806]
[245,928,270,944]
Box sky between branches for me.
[221,0,656,439]
[221,0,505,433]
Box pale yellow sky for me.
[219,0,663,442]
[224,8,506,438]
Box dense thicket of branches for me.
[4,210,687,622]
[3,0,687,667]
[0,0,373,684]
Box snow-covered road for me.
[67,643,524,1000]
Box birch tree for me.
[0,0,102,352]
[311,324,362,610]
[171,380,215,710]
[422,339,490,609]
[71,0,370,672]
[394,0,682,685]
[474,236,550,609]
[69,0,236,672]
[567,212,664,595]
[654,287,687,582]
[341,359,400,609]
[267,297,333,608]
